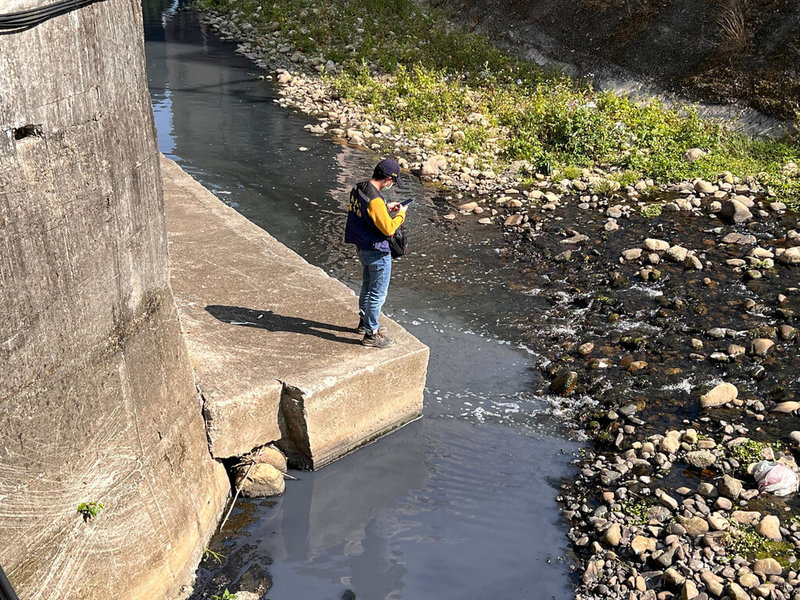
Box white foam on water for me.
[628,283,664,298]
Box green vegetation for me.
[195,0,800,206]
[203,547,226,564]
[639,203,663,218]
[726,439,783,466]
[211,590,237,600]
[77,501,104,522]
[723,524,796,567]
[620,497,657,526]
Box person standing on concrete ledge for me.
[344,158,408,348]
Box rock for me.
[235,463,285,497]
[777,246,800,265]
[790,431,800,447]
[701,571,724,597]
[550,371,577,396]
[657,489,679,510]
[684,254,703,270]
[421,154,447,176]
[752,558,782,575]
[750,339,774,356]
[700,383,738,408]
[235,593,260,600]
[682,580,699,600]
[276,72,293,83]
[756,515,781,541]
[779,325,796,340]
[708,513,728,530]
[727,582,751,600]
[695,180,716,194]
[582,560,599,583]
[660,436,680,454]
[645,238,670,252]
[663,567,686,588]
[504,214,523,227]
[719,475,743,499]
[720,200,753,224]
[578,342,594,356]
[715,497,732,510]
[254,446,288,473]
[772,401,800,413]
[697,482,719,498]
[687,450,717,469]
[477,217,492,225]
[667,245,689,262]
[738,572,759,589]
[731,511,761,526]
[631,535,657,555]
[683,148,706,162]
[682,516,710,536]
[603,523,622,546]
[458,201,480,213]
[722,232,757,245]
[622,248,643,261]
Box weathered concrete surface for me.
[0,2,229,599]
[162,156,429,468]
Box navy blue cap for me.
[373,158,405,188]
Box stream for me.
[144,3,581,599]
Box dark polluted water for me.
[143,3,580,600]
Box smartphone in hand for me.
[400,198,414,206]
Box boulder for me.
[756,515,781,541]
[630,535,657,555]
[421,154,447,176]
[777,246,800,265]
[750,338,774,356]
[752,558,782,575]
[687,450,716,469]
[644,238,670,252]
[683,148,706,162]
[603,523,621,546]
[718,475,743,499]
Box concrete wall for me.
[0,1,229,598]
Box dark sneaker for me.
[361,332,395,348]
[356,318,386,335]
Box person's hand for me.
[386,201,400,212]
[397,204,408,215]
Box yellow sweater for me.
[366,197,405,236]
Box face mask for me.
[385,180,393,190]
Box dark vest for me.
[344,181,390,253]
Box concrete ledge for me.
[161,156,428,468]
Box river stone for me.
[656,488,679,511]
[687,450,716,468]
[697,482,719,498]
[667,245,689,262]
[682,516,710,536]
[235,463,285,497]
[750,338,774,356]
[647,505,672,523]
[715,496,733,511]
[631,535,657,555]
[727,582,751,600]
[779,325,797,340]
[255,446,288,473]
[660,436,680,454]
[682,580,699,600]
[603,523,622,546]
[695,180,715,194]
[777,246,800,265]
[722,232,757,245]
[753,558,782,575]
[756,515,781,541]
[700,383,738,408]
[549,370,578,396]
[738,572,759,589]
[421,154,447,176]
[504,214,523,227]
[235,593,260,600]
[458,201,479,212]
[645,238,670,252]
[663,567,686,588]
[656,546,676,567]
[772,401,800,413]
[719,475,743,499]
[683,148,706,162]
[622,248,643,261]
[732,511,761,526]
[720,199,753,224]
[708,513,729,531]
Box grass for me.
[640,203,663,218]
[726,439,783,466]
[77,501,104,522]
[194,0,800,207]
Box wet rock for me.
[504,215,523,226]
[753,558,782,575]
[235,463,285,497]
[750,339,774,356]
[458,201,480,212]
[235,593,261,600]
[667,245,689,262]
[550,370,578,396]
[657,489,679,510]
[722,232,757,245]
[687,450,717,469]
[684,254,704,270]
[660,436,680,454]
[697,483,719,498]
[700,383,738,408]
[756,515,781,541]
[578,342,594,356]
[719,475,743,499]
[682,580,699,600]
[779,325,796,340]
[720,200,753,224]
[622,248,643,261]
[254,446,288,473]
[582,560,599,583]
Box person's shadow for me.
[206,305,362,345]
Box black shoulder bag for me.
[389,225,407,259]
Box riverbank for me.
[194,0,799,209]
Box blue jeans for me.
[358,249,392,334]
